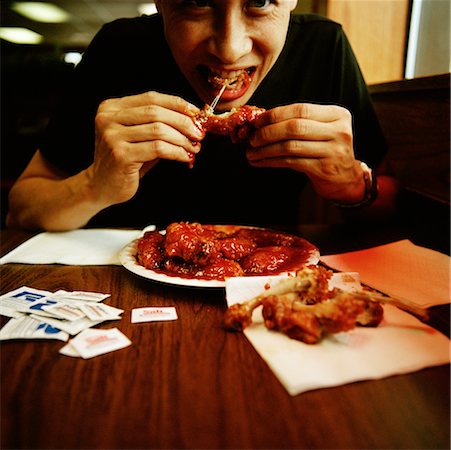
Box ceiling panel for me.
[1,0,154,49]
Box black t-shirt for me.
[40,14,387,228]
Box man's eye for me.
[181,0,211,7]
[247,0,272,8]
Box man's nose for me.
[207,14,253,63]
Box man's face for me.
[156,0,297,111]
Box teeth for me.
[214,69,246,79]
[207,68,251,90]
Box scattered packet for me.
[0,286,55,317]
[58,342,81,357]
[43,303,86,321]
[79,303,123,321]
[0,286,53,302]
[26,299,61,318]
[0,315,69,341]
[0,296,36,318]
[29,314,102,335]
[0,306,23,319]
[52,290,110,303]
[63,328,131,359]
[131,307,178,323]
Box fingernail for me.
[190,140,202,153]
[186,104,200,116]
[193,127,205,140]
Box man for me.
[7,0,398,230]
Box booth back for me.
[369,73,450,205]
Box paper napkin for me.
[320,240,450,308]
[225,275,450,396]
[0,228,153,266]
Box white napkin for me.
[225,275,450,396]
[0,228,152,265]
[320,240,450,308]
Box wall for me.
[326,0,410,84]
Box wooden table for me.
[1,224,449,449]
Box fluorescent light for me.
[0,27,43,44]
[11,2,70,23]
[64,51,82,65]
[138,3,158,16]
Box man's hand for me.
[246,103,366,204]
[88,91,204,208]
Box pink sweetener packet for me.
[131,307,178,323]
[66,328,131,359]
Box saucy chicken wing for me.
[136,222,318,282]
[194,105,266,143]
[224,265,385,344]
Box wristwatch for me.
[333,161,379,208]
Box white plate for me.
[119,235,320,289]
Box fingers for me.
[99,122,200,165]
[250,103,352,148]
[95,90,204,169]
[100,91,200,116]
[250,119,333,147]
[97,102,203,142]
[254,103,350,127]
[245,102,360,201]
[114,122,201,150]
[247,140,328,162]
[111,104,198,129]
[116,141,197,165]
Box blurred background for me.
[1,0,450,226]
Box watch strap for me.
[333,161,379,208]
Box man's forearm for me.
[7,170,106,231]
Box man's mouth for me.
[200,66,255,93]
[207,67,254,91]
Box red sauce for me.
[136,223,318,281]
[193,105,265,143]
[188,105,265,168]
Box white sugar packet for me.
[0,315,69,341]
[0,286,53,302]
[0,306,23,319]
[131,307,178,323]
[30,314,102,335]
[79,303,124,321]
[51,290,110,303]
[60,328,131,358]
[0,286,62,318]
[58,342,81,357]
[0,296,44,318]
[0,286,55,317]
[0,287,109,320]
[1,284,117,317]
